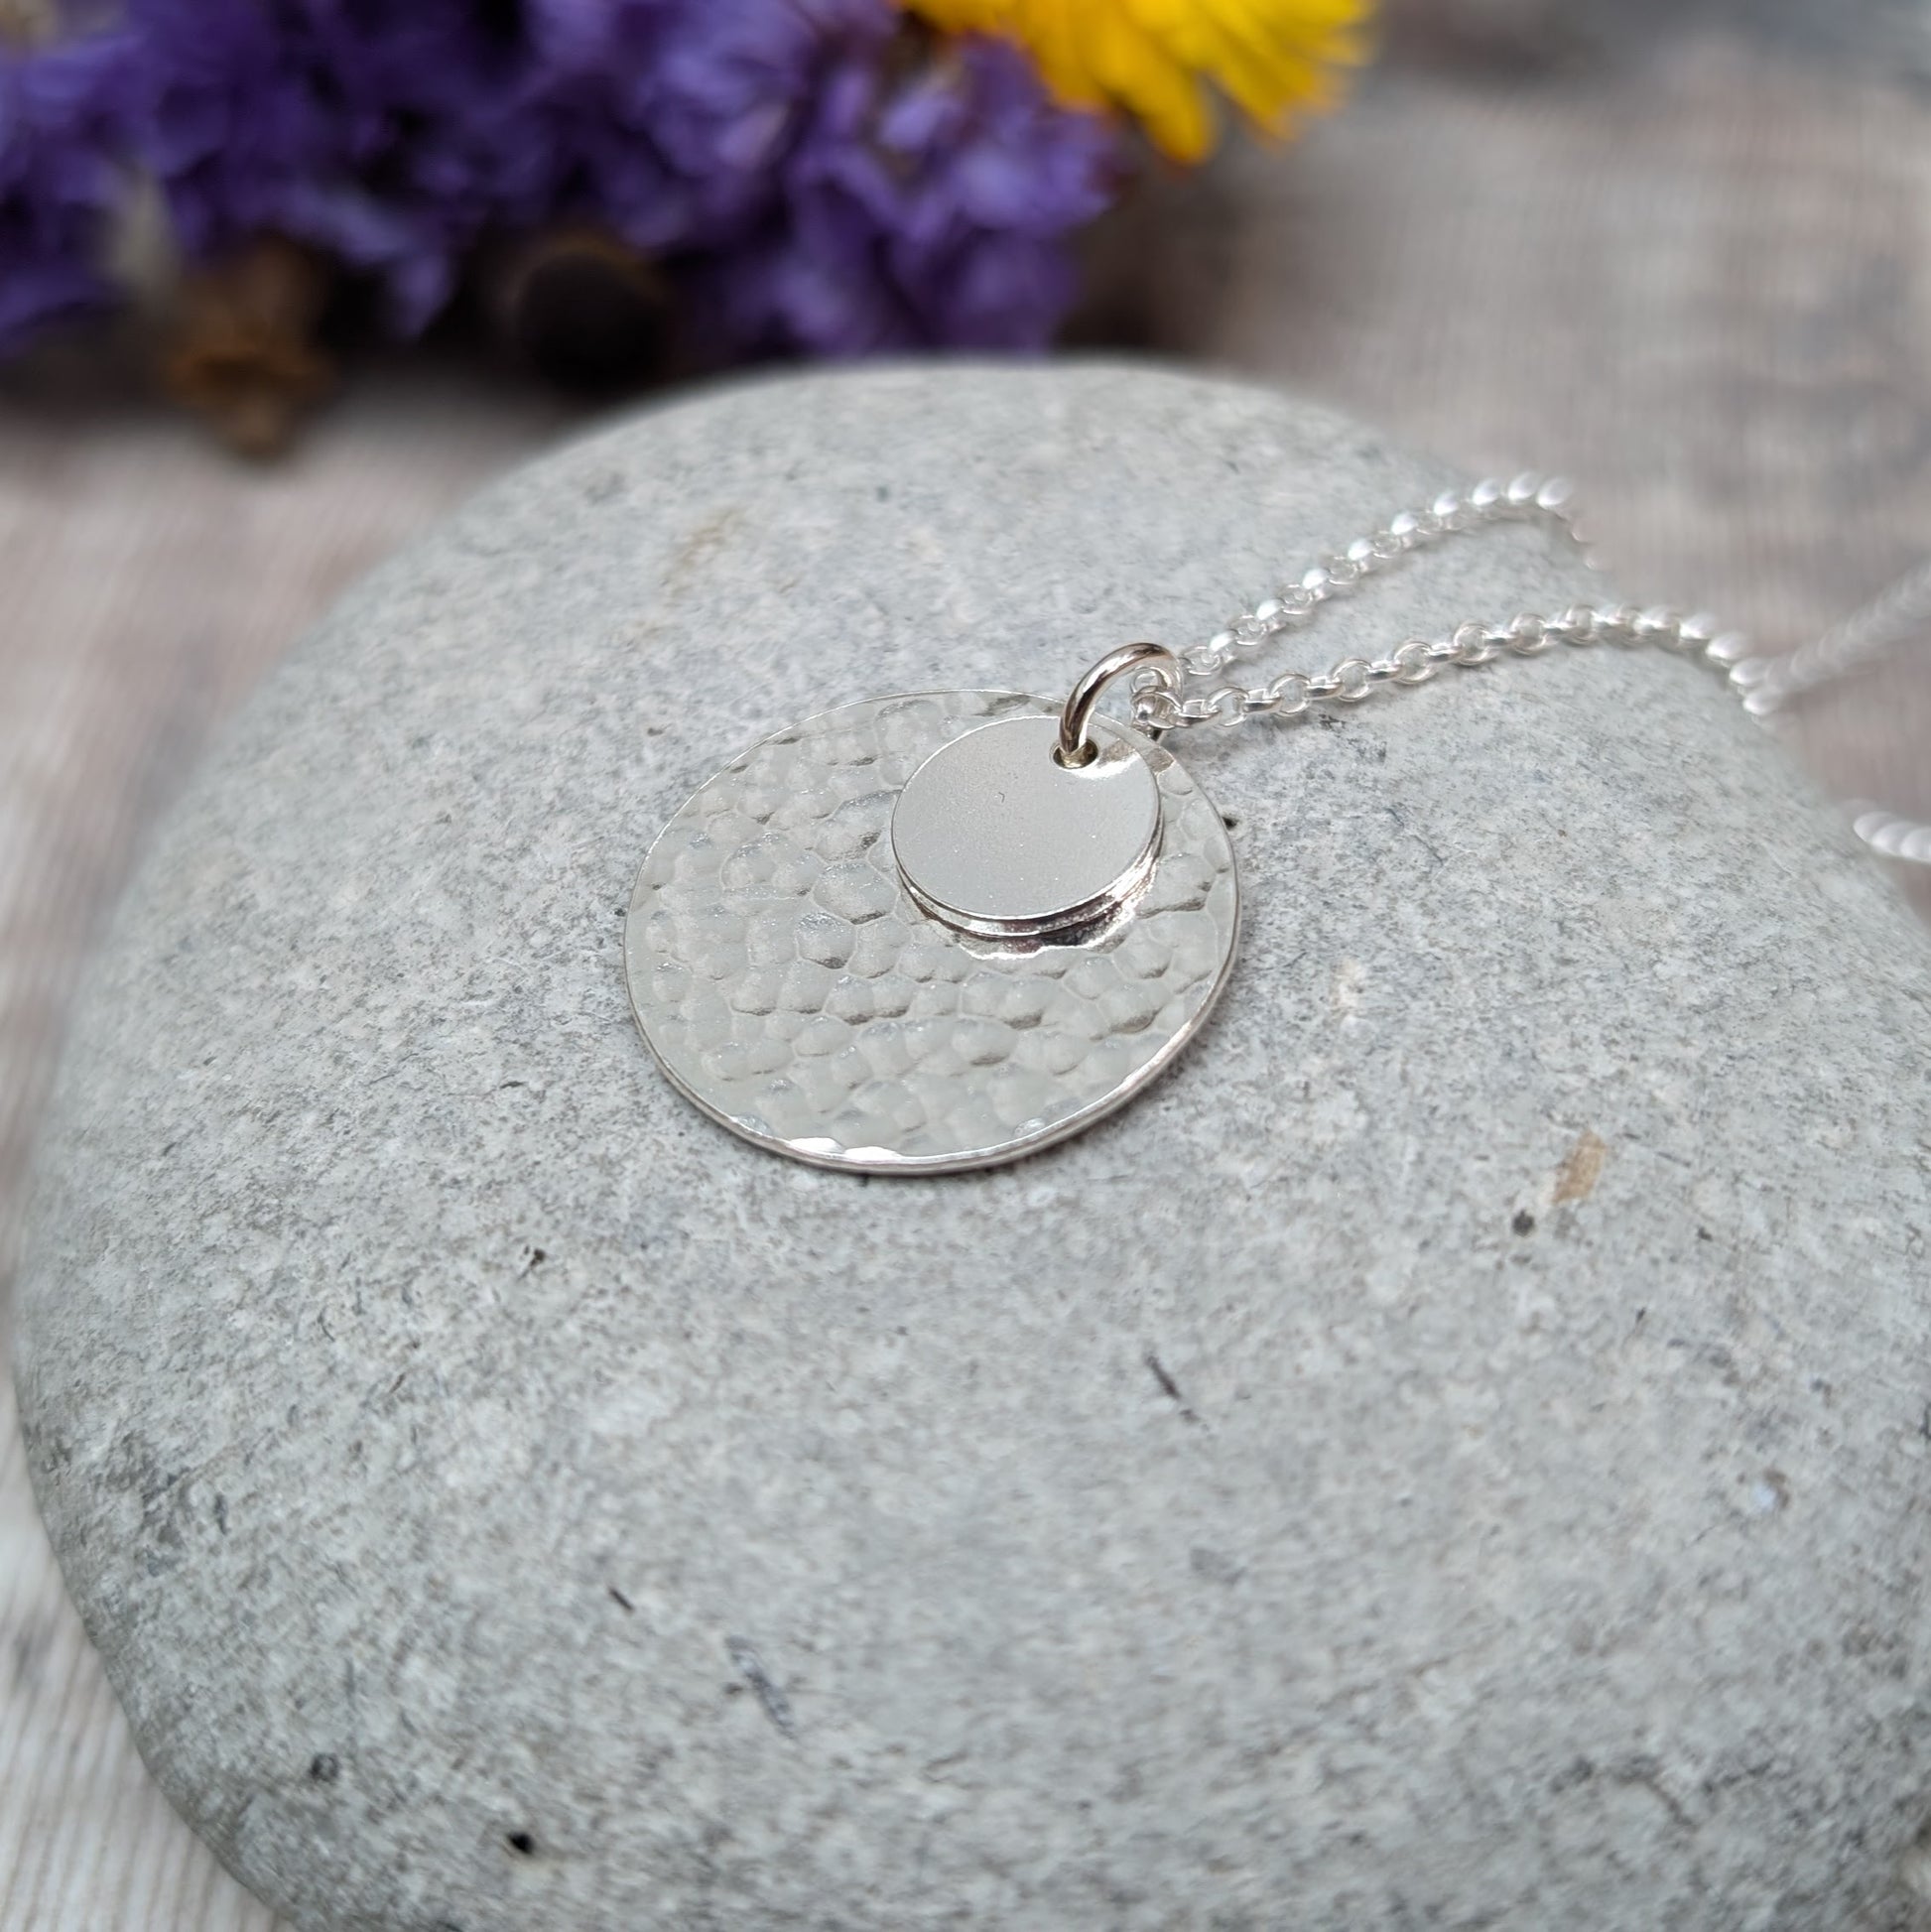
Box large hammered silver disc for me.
[624,691,1239,1174]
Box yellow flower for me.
[901,0,1371,163]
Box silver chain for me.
[1127,472,1931,867]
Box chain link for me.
[1123,473,1931,866]
[1732,551,1931,717]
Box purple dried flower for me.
[757,30,1118,353]
[0,28,136,354]
[122,0,540,332]
[528,0,1119,355]
[1,0,1123,362]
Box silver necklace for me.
[623,475,1928,1175]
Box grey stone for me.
[15,364,1931,1932]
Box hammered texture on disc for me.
[624,690,1239,1173]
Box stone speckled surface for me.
[15,364,1931,1931]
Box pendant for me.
[624,649,1238,1174]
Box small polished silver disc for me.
[624,691,1239,1176]
[890,712,1161,940]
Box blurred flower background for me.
[0,0,1368,449]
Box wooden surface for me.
[5,27,1931,1931]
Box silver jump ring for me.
[1058,642,1180,767]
